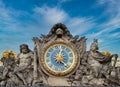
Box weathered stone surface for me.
[0,23,119,86]
[48,77,70,86]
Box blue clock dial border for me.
[42,42,78,76]
[45,45,74,72]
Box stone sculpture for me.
[0,23,119,86]
[14,44,34,86]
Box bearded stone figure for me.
[14,44,34,86]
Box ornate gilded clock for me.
[41,42,78,76]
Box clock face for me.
[42,42,78,76]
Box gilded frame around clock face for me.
[41,42,78,76]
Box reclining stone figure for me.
[14,44,34,86]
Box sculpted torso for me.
[18,52,33,67]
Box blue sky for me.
[0,0,120,57]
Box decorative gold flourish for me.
[2,50,16,59]
[101,51,112,57]
[2,50,9,58]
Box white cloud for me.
[58,0,72,4]
[108,32,120,38]
[90,0,120,39]
[0,0,36,56]
[97,0,116,5]
[59,0,71,3]
[0,2,97,56]
[98,39,104,43]
[33,6,68,24]
[0,0,119,56]
[57,0,72,6]
[33,5,96,36]
[0,1,14,24]
[67,17,96,35]
[98,0,120,26]
[0,0,28,33]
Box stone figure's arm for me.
[27,56,33,68]
[15,54,20,64]
[91,51,105,59]
[93,54,105,59]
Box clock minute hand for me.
[61,61,69,68]
[59,45,62,54]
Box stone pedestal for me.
[48,77,70,86]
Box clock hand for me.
[59,45,62,54]
[61,61,69,68]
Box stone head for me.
[20,44,31,54]
[90,39,99,51]
[56,28,63,37]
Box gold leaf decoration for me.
[101,51,112,57]
[2,50,16,59]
